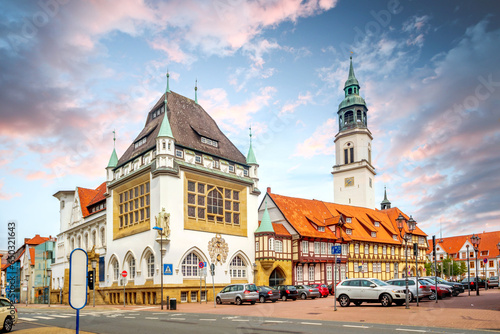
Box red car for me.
[309,284,329,298]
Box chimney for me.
[267,187,271,194]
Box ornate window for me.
[113,259,119,281]
[118,181,150,228]
[186,179,241,225]
[275,240,283,253]
[297,266,303,281]
[309,265,315,281]
[230,256,246,278]
[182,253,200,277]
[147,254,155,278]
[128,257,136,279]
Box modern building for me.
[427,231,500,279]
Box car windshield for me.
[246,284,258,292]
[371,279,388,286]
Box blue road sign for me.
[331,245,342,255]
[164,264,173,275]
[336,258,341,264]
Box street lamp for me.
[466,244,470,296]
[396,213,416,309]
[471,234,481,296]
[47,268,52,307]
[92,259,97,307]
[25,274,30,306]
[152,226,164,310]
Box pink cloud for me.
[0,180,21,201]
[294,118,336,158]
[280,92,313,115]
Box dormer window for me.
[201,137,218,148]
[176,149,184,158]
[318,226,325,232]
[371,232,376,238]
[393,234,398,241]
[151,105,165,120]
[346,218,352,223]
[228,165,235,173]
[243,169,248,177]
[346,228,352,235]
[195,155,202,164]
[374,221,380,227]
[134,136,147,149]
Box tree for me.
[442,257,461,278]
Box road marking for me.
[153,313,167,315]
[264,320,288,323]
[62,314,75,317]
[19,317,37,322]
[145,317,159,320]
[223,316,239,319]
[170,313,183,316]
[170,318,185,320]
[49,315,71,318]
[343,325,369,328]
[300,322,322,326]
[34,316,55,320]
[200,319,217,321]
[232,319,249,322]
[132,306,158,311]
[124,316,136,319]
[395,329,427,332]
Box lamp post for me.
[396,213,416,309]
[497,242,500,284]
[152,226,164,310]
[466,244,470,296]
[25,274,30,306]
[92,259,97,307]
[47,268,52,307]
[471,234,481,296]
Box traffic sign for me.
[164,264,173,275]
[483,258,488,264]
[331,245,342,255]
[201,267,207,276]
[210,263,215,276]
[198,262,204,269]
[121,270,128,278]
[336,257,341,264]
[69,248,88,310]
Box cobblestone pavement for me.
[16,288,500,332]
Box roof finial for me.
[113,129,116,149]
[195,79,198,104]
[246,125,257,165]
[249,126,253,144]
[166,70,170,93]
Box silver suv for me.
[335,278,406,307]
[216,283,259,305]
[386,277,432,301]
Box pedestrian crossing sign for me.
[164,264,173,275]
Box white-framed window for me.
[228,165,235,172]
[297,266,303,281]
[129,257,136,279]
[321,242,327,255]
[244,169,249,177]
[318,226,325,232]
[328,243,334,254]
[346,218,352,223]
[176,149,184,158]
[182,253,200,277]
[147,254,155,278]
[383,245,387,255]
[314,242,320,254]
[363,262,368,273]
[201,290,206,302]
[374,245,378,254]
[275,240,283,253]
[181,291,188,302]
[269,238,274,251]
[386,262,390,273]
[371,232,376,238]
[213,160,220,169]
[364,244,369,255]
[354,262,359,273]
[393,234,398,241]
[302,241,309,253]
[113,259,119,281]
[342,244,348,255]
[255,241,259,251]
[346,228,352,235]
[355,243,359,254]
[309,265,315,281]
[195,155,202,163]
[391,246,395,256]
[327,266,332,281]
[230,255,247,278]
[374,221,380,227]
[201,136,218,147]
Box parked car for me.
[422,276,464,296]
[216,283,259,305]
[461,277,486,290]
[386,277,432,301]
[0,297,17,333]
[275,285,298,301]
[309,284,329,298]
[335,278,406,307]
[257,286,280,303]
[419,278,452,299]
[487,276,499,288]
[295,285,321,300]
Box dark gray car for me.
[386,278,432,301]
[295,285,321,300]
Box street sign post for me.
[69,248,88,334]
[331,245,341,312]
[121,271,127,307]
[211,263,216,308]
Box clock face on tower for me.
[345,177,354,187]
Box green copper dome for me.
[157,111,174,138]
[107,148,118,168]
[338,95,366,110]
[255,201,274,233]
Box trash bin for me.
[170,298,176,310]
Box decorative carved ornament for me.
[208,234,228,265]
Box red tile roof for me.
[29,247,35,266]
[87,182,107,207]
[77,182,105,217]
[272,223,291,237]
[428,231,500,261]
[25,234,49,245]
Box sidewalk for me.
[16,288,500,332]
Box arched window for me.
[77,236,81,248]
[70,238,75,250]
[357,110,362,122]
[344,110,354,124]
[269,238,274,251]
[113,259,119,281]
[128,257,136,279]
[348,88,352,94]
[230,255,247,278]
[309,265,315,281]
[339,115,343,130]
[92,231,96,249]
[100,228,105,247]
[207,188,223,222]
[147,254,155,278]
[181,252,200,277]
[363,111,367,125]
[84,233,88,250]
[162,141,166,149]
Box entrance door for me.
[269,268,285,287]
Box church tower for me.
[332,57,375,208]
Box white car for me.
[0,297,17,332]
[335,278,406,307]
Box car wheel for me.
[272,300,277,303]
[354,301,362,306]
[380,293,392,307]
[429,292,436,300]
[235,297,242,305]
[216,297,222,304]
[408,292,413,302]
[311,297,316,299]
[301,293,307,300]
[282,295,287,301]
[339,294,350,307]
[259,296,265,303]
[3,317,13,332]
[250,301,256,305]
[452,291,458,297]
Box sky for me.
[1,0,500,249]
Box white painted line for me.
[264,320,288,323]
[343,325,369,328]
[232,319,250,322]
[132,306,158,311]
[223,316,239,319]
[200,319,217,321]
[19,317,37,322]
[49,315,71,318]
[146,317,159,320]
[34,316,55,320]
[170,318,185,320]
[300,322,322,326]
[62,314,75,316]
[124,316,136,319]
[395,329,427,333]
[170,313,183,316]
[153,313,167,315]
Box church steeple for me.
[344,56,360,95]
[106,130,118,181]
[255,201,273,233]
[380,186,391,210]
[246,127,257,165]
[338,56,368,132]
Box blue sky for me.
[1,0,500,249]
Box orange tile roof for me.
[268,193,426,244]
[272,223,291,237]
[29,247,35,266]
[25,234,49,245]
[382,207,428,240]
[428,231,500,261]
[87,182,107,207]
